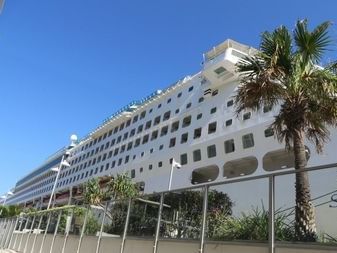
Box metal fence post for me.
[268,175,275,253]
[24,215,36,253]
[39,212,52,253]
[4,218,15,249]
[61,209,73,253]
[199,186,209,253]
[153,193,164,253]
[95,202,108,253]
[13,215,24,250]
[18,215,30,252]
[49,210,62,253]
[8,216,18,249]
[0,218,9,248]
[76,207,89,253]
[30,215,43,253]
[120,199,131,253]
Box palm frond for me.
[294,20,332,64]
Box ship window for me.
[171,121,179,132]
[100,166,104,172]
[118,158,122,166]
[182,116,191,128]
[108,151,113,158]
[114,148,119,156]
[210,107,217,114]
[169,138,176,148]
[214,66,226,75]
[243,112,251,120]
[161,126,168,136]
[197,113,202,120]
[188,86,194,92]
[126,119,131,127]
[158,161,163,167]
[140,167,143,173]
[137,124,143,133]
[119,123,125,131]
[149,108,153,113]
[163,111,171,121]
[125,155,129,164]
[154,116,161,125]
[193,149,201,162]
[225,119,232,127]
[102,153,107,161]
[92,158,96,165]
[145,120,152,129]
[199,97,204,103]
[95,147,99,154]
[140,111,146,119]
[150,148,154,153]
[263,105,272,113]
[181,133,188,143]
[242,133,254,149]
[186,103,192,109]
[224,139,235,153]
[167,98,171,104]
[159,144,164,150]
[98,136,102,142]
[207,145,217,158]
[135,138,141,147]
[127,142,133,150]
[100,144,104,151]
[117,136,122,144]
[194,128,202,139]
[212,90,218,96]
[105,142,110,149]
[133,115,138,123]
[111,139,116,146]
[177,92,182,98]
[175,109,180,114]
[149,164,153,170]
[129,129,135,137]
[120,145,125,153]
[180,153,187,165]
[264,128,274,137]
[111,161,116,168]
[133,155,136,160]
[158,103,162,109]
[208,122,217,134]
[103,133,107,139]
[123,132,128,140]
[114,127,119,134]
[227,100,234,107]
[105,163,109,170]
[131,169,135,179]
[151,130,158,140]
[142,134,149,144]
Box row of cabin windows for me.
[131,131,272,179]
[70,105,274,168]
[47,127,275,189]
[72,105,272,167]
[79,85,196,153]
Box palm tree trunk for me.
[293,130,316,241]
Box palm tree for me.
[235,20,337,241]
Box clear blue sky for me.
[0,0,336,195]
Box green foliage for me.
[208,206,295,241]
[83,178,105,205]
[107,173,139,200]
[0,205,23,218]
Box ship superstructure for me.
[5,39,337,207]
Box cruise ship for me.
[4,39,337,208]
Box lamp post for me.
[168,159,181,191]
[46,134,77,210]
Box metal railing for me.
[1,163,337,253]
